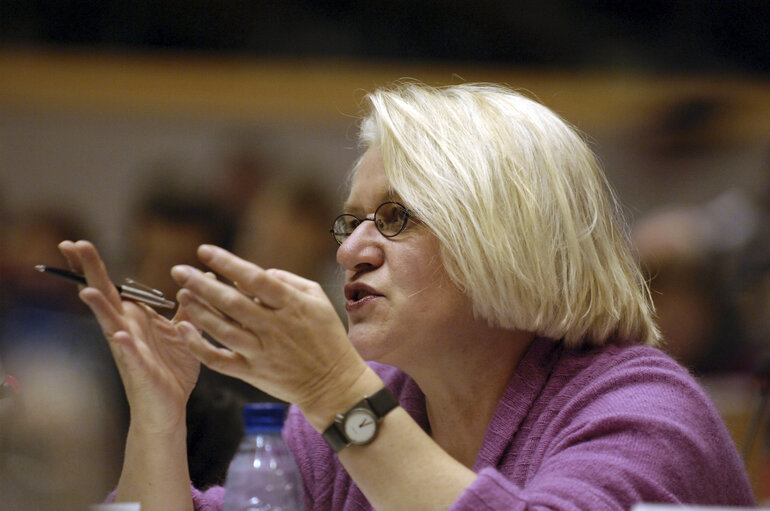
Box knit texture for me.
[157,337,755,510]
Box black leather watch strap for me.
[322,420,349,453]
[321,387,398,453]
[365,386,399,417]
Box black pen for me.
[35,265,176,309]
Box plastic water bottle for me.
[222,403,305,511]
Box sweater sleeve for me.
[190,485,226,510]
[449,351,756,511]
[104,484,225,511]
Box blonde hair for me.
[357,82,660,347]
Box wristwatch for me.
[322,387,399,453]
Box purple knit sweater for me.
[190,337,755,510]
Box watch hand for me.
[359,419,373,428]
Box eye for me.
[333,214,359,235]
[376,202,409,236]
[347,217,361,232]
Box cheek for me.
[400,256,465,313]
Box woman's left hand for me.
[171,244,369,417]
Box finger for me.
[73,240,124,309]
[172,301,192,324]
[267,268,325,297]
[109,330,152,376]
[58,240,85,274]
[175,287,263,353]
[172,271,218,325]
[176,320,246,376]
[196,244,290,309]
[79,287,130,342]
[172,265,272,334]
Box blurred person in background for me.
[58,82,754,510]
[632,168,770,499]
[0,207,116,379]
[0,352,125,511]
[631,184,768,377]
[0,355,19,454]
[0,208,119,376]
[732,151,770,374]
[126,189,237,302]
[214,144,271,221]
[729,151,770,503]
[0,208,126,510]
[233,174,341,314]
[632,203,752,375]
[0,209,89,313]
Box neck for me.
[407,327,534,468]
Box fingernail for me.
[198,244,214,261]
[171,265,191,281]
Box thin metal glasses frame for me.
[330,201,411,245]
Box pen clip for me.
[120,278,176,309]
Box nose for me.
[336,219,385,273]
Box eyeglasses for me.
[330,201,411,245]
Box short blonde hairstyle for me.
[357,82,660,347]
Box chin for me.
[349,325,393,364]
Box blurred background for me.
[0,1,768,508]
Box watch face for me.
[343,408,378,445]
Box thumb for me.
[171,271,216,326]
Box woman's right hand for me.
[58,240,201,435]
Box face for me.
[336,148,478,370]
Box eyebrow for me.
[341,189,401,215]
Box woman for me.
[59,82,755,510]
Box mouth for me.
[344,283,382,310]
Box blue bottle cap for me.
[242,402,288,433]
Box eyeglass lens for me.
[331,202,409,244]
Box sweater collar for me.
[386,336,562,472]
[472,337,562,472]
